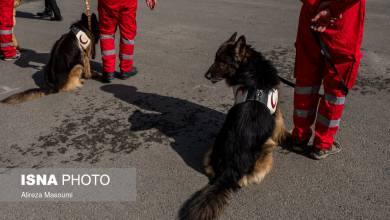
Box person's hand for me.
[310,1,342,32]
[146,0,156,10]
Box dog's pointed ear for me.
[91,13,99,29]
[81,13,88,25]
[91,13,100,41]
[226,32,237,43]
[235,35,247,60]
[81,13,87,21]
[91,13,98,23]
[91,13,100,59]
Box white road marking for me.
[0,86,20,95]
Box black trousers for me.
[45,0,61,17]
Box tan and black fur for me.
[179,33,289,220]
[2,13,99,104]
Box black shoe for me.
[287,136,310,153]
[102,72,114,83]
[116,67,138,80]
[50,15,63,21]
[36,10,52,17]
[309,141,342,160]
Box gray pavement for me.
[0,0,389,219]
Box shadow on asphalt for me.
[13,48,49,87]
[14,51,105,87]
[101,84,226,174]
[90,60,103,74]
[15,11,46,20]
[14,48,49,70]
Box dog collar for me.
[70,27,91,50]
[233,86,278,114]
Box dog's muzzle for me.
[205,71,212,80]
[205,71,222,84]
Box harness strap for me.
[312,31,349,96]
[278,32,349,97]
[278,76,296,88]
[85,0,92,31]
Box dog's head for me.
[81,13,99,43]
[80,13,99,59]
[205,32,248,84]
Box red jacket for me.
[303,0,360,16]
[298,0,365,59]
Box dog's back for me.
[179,33,286,220]
[45,33,82,88]
[211,101,275,179]
[179,101,276,220]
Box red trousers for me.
[293,0,365,150]
[98,0,137,73]
[0,0,16,58]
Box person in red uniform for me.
[291,0,365,159]
[0,0,20,61]
[98,0,156,82]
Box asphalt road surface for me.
[0,0,389,219]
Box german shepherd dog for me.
[1,13,99,104]
[179,33,288,220]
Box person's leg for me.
[118,0,138,78]
[47,0,62,20]
[311,59,360,159]
[291,5,324,148]
[0,0,18,60]
[98,0,119,82]
[310,0,365,159]
[45,0,49,11]
[292,51,323,147]
[37,0,52,17]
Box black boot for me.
[36,9,52,17]
[50,15,63,21]
[102,72,114,83]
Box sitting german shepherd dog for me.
[2,13,99,104]
[179,33,288,220]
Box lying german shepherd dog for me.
[1,13,99,104]
[179,33,288,220]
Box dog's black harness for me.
[233,86,278,114]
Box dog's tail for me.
[1,88,55,104]
[178,172,239,220]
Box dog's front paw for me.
[80,79,85,85]
[238,176,249,187]
[204,165,215,178]
[247,171,267,185]
[203,147,215,177]
[83,71,92,79]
